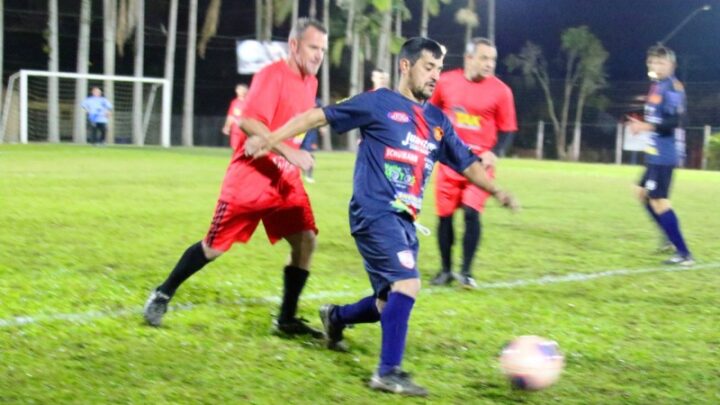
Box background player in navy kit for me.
[245,37,518,396]
[628,44,693,265]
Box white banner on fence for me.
[236,40,288,75]
[623,125,651,151]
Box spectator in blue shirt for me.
[81,87,113,145]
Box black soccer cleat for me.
[430,271,454,286]
[369,367,428,397]
[273,317,324,339]
[319,304,348,352]
[143,288,171,327]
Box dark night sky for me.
[3,0,720,115]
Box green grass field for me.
[1,144,719,404]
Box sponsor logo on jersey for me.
[433,126,444,141]
[401,132,436,155]
[387,111,411,123]
[397,250,416,269]
[385,163,416,186]
[453,110,482,130]
[385,147,419,164]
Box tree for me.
[506,26,607,160]
[455,0,478,45]
[103,0,117,143]
[72,0,91,144]
[47,0,60,143]
[420,0,449,37]
[182,0,198,146]
[132,0,144,145]
[198,0,221,59]
[163,0,178,145]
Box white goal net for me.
[1,70,170,147]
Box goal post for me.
[2,70,171,147]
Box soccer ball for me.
[499,335,564,390]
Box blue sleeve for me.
[103,99,113,110]
[438,118,478,174]
[656,84,685,136]
[322,92,375,134]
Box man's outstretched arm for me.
[244,108,328,157]
[462,161,520,211]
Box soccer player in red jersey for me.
[143,18,328,337]
[429,38,517,288]
[221,83,248,150]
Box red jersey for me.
[219,60,318,206]
[429,69,517,154]
[227,97,245,150]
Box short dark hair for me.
[647,44,676,63]
[398,37,444,67]
[289,17,327,40]
[465,37,495,55]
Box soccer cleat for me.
[143,288,171,327]
[304,176,316,184]
[454,273,478,289]
[430,271,454,286]
[663,254,695,266]
[273,317,324,339]
[369,368,428,397]
[319,304,348,352]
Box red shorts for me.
[435,163,495,217]
[203,177,318,251]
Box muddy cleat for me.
[430,271,454,286]
[454,273,478,289]
[369,368,428,397]
[273,317,324,339]
[319,304,348,352]
[143,288,171,327]
[663,254,695,266]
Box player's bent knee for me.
[201,242,224,260]
[649,198,671,214]
[391,278,421,299]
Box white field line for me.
[1,262,719,328]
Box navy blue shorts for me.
[639,164,674,199]
[352,214,419,301]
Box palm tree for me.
[47,0,60,143]
[132,0,144,145]
[455,0,479,45]
[103,0,117,144]
[182,0,198,146]
[420,0,449,37]
[73,0,91,144]
[163,0,178,146]
[198,0,221,59]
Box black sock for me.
[158,241,211,297]
[279,265,309,322]
[461,207,482,276]
[438,215,454,273]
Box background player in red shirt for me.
[221,83,248,150]
[143,18,328,338]
[429,37,517,288]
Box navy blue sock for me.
[334,295,380,325]
[658,210,690,256]
[378,292,415,376]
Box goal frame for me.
[13,69,171,147]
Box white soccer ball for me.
[499,335,565,390]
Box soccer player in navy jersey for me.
[245,37,518,396]
[628,44,693,265]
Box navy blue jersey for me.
[644,76,686,166]
[323,88,478,231]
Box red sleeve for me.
[496,84,518,132]
[241,65,280,126]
